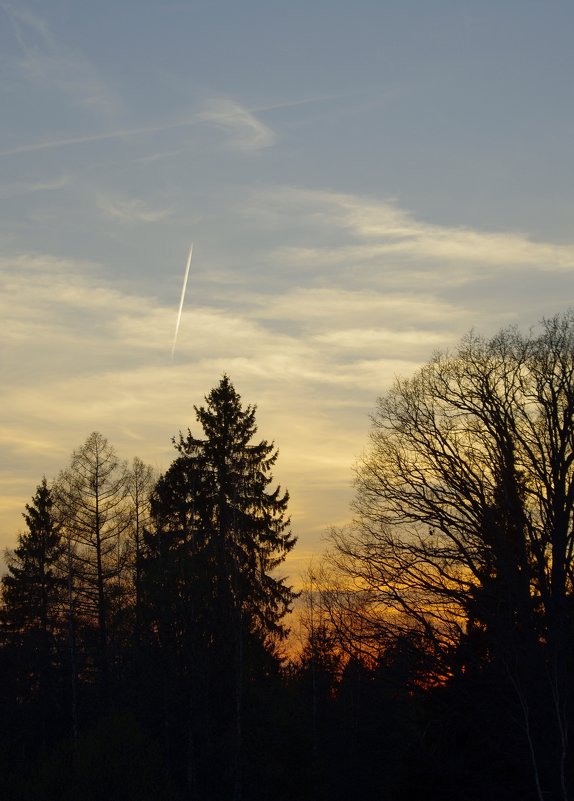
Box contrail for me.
[171,243,193,360]
[0,118,199,158]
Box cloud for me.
[251,95,339,114]
[0,254,165,368]
[1,245,440,433]
[0,101,272,159]
[3,175,573,567]
[1,253,470,470]
[198,99,276,151]
[315,326,446,351]
[0,175,70,198]
[2,3,120,117]
[253,287,463,326]
[244,186,574,272]
[97,194,172,224]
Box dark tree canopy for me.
[148,374,297,647]
[0,389,304,801]
[0,480,68,759]
[2,478,64,635]
[142,376,297,800]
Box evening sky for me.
[2,1,574,579]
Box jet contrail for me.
[171,243,193,360]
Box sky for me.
[2,0,574,583]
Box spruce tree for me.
[189,375,296,639]
[2,478,64,636]
[147,376,297,649]
[1,479,66,751]
[144,375,297,800]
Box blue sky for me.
[2,1,574,579]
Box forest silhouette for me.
[2,315,574,801]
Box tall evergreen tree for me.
[188,375,296,640]
[2,478,65,636]
[1,479,66,753]
[143,375,297,799]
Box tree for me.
[54,432,131,699]
[126,457,156,645]
[175,375,296,640]
[1,479,66,752]
[143,375,297,800]
[326,313,574,800]
[2,478,65,636]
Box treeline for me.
[2,315,574,800]
[0,377,297,801]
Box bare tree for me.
[326,313,574,801]
[54,432,130,697]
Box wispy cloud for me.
[0,99,274,158]
[251,94,339,114]
[0,92,328,159]
[2,3,120,117]
[0,175,70,198]
[3,201,562,565]
[252,287,463,328]
[198,99,276,151]
[133,148,188,165]
[3,177,572,563]
[244,186,574,273]
[97,194,172,224]
[0,250,385,558]
[0,251,468,401]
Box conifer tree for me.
[1,479,66,749]
[2,478,64,636]
[147,376,296,647]
[54,432,131,697]
[144,375,297,800]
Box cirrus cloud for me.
[198,98,276,151]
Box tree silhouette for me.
[1,478,66,754]
[2,478,65,636]
[54,432,131,700]
[126,457,156,646]
[143,375,296,800]
[325,313,574,800]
